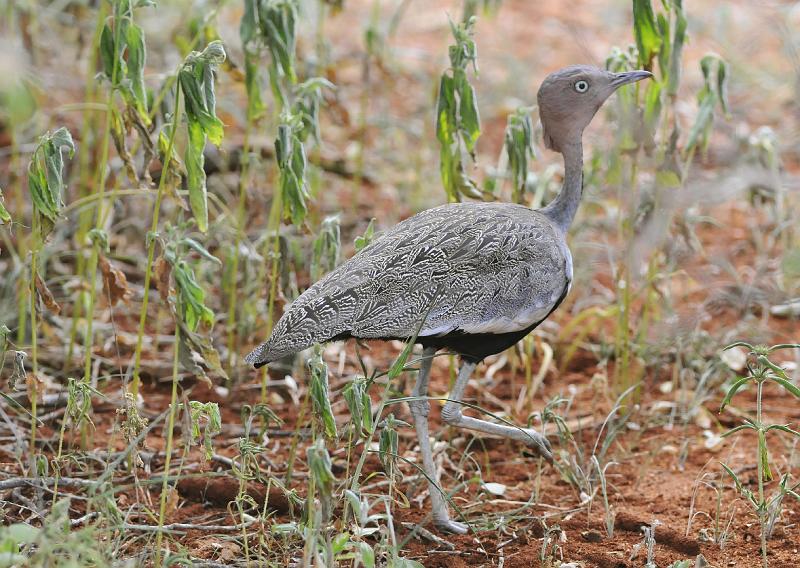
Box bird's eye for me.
[574,80,589,93]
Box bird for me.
[245,65,652,534]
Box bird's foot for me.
[520,428,554,464]
[434,518,468,535]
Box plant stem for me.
[154,324,181,568]
[225,127,252,374]
[757,379,768,568]
[65,0,106,371]
[28,243,39,471]
[81,0,125,396]
[257,181,283,405]
[131,81,183,397]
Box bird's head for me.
[537,65,652,153]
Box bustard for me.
[246,65,651,533]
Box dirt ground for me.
[1,0,799,566]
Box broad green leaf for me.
[355,541,375,568]
[181,237,221,265]
[99,21,116,81]
[185,118,208,232]
[457,71,481,153]
[125,22,149,121]
[173,260,214,331]
[435,74,457,146]
[180,41,226,146]
[275,122,309,226]
[632,0,662,69]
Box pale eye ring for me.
[574,80,590,93]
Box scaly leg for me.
[441,360,553,462]
[408,347,468,534]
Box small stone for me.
[482,482,507,496]
[581,530,603,542]
[720,347,747,371]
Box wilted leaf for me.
[27,127,75,240]
[124,21,149,121]
[307,439,335,501]
[275,121,310,225]
[26,373,44,405]
[99,255,133,306]
[185,118,209,232]
[110,107,139,184]
[154,256,172,301]
[179,40,226,233]
[34,274,61,315]
[175,320,228,387]
[173,260,214,331]
[10,351,27,391]
[157,129,187,209]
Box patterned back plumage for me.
[245,202,571,366]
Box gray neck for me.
[541,142,583,233]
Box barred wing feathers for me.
[245,202,570,366]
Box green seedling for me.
[719,341,800,568]
[436,15,482,202]
[311,215,341,281]
[26,127,75,466]
[182,400,222,460]
[503,106,536,204]
[309,347,337,439]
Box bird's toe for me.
[522,429,554,464]
[434,518,469,535]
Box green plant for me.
[719,341,800,567]
[26,126,75,466]
[131,40,226,398]
[435,14,482,202]
[603,0,729,398]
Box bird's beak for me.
[611,70,653,88]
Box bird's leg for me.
[441,360,554,462]
[409,347,468,535]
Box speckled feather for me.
[245,202,572,366]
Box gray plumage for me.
[245,202,571,365]
[246,65,652,369]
